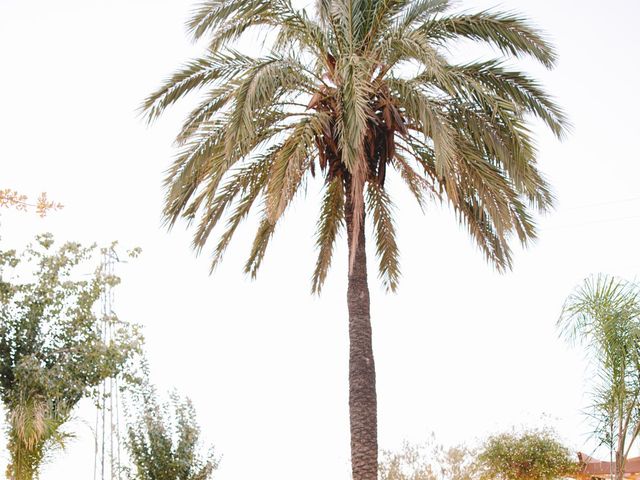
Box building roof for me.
[578,452,640,477]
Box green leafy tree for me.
[558,275,640,480]
[143,1,567,478]
[125,381,218,480]
[476,428,577,480]
[0,234,142,480]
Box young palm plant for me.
[143,1,567,478]
[6,393,71,480]
[558,275,640,480]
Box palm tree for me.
[558,275,640,480]
[142,1,567,478]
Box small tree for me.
[476,428,577,480]
[125,381,218,480]
[379,438,475,480]
[0,234,142,479]
[558,275,640,480]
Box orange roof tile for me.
[578,452,640,476]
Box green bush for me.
[476,428,578,480]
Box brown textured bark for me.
[345,184,378,480]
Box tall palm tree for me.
[558,275,640,480]
[143,1,567,478]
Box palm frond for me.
[165,111,288,230]
[312,177,345,294]
[206,10,275,53]
[315,0,332,26]
[456,197,513,271]
[388,78,458,178]
[367,182,400,292]
[272,0,329,55]
[187,0,266,41]
[454,139,538,245]
[360,0,409,48]
[176,83,238,145]
[391,153,438,210]
[393,0,449,31]
[447,102,554,211]
[141,50,253,123]
[421,11,557,68]
[330,0,369,51]
[225,55,313,155]
[209,181,266,272]
[163,124,228,228]
[404,137,510,266]
[438,61,569,139]
[376,27,449,77]
[265,114,327,223]
[192,152,273,255]
[244,216,276,278]
[404,134,537,271]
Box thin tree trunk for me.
[615,449,624,480]
[345,185,378,480]
[616,405,625,480]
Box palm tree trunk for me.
[345,185,378,480]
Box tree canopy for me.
[142,0,568,293]
[125,379,218,480]
[0,234,143,479]
[380,439,475,480]
[476,428,577,480]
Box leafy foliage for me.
[379,438,475,480]
[0,190,62,217]
[143,0,567,293]
[558,275,640,478]
[0,234,143,480]
[476,428,577,480]
[125,380,218,480]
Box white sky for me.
[2,0,640,478]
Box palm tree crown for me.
[143,0,567,291]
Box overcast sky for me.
[2,0,640,479]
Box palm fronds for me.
[367,183,400,292]
[559,275,640,476]
[144,0,567,290]
[312,177,345,294]
[421,11,558,68]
